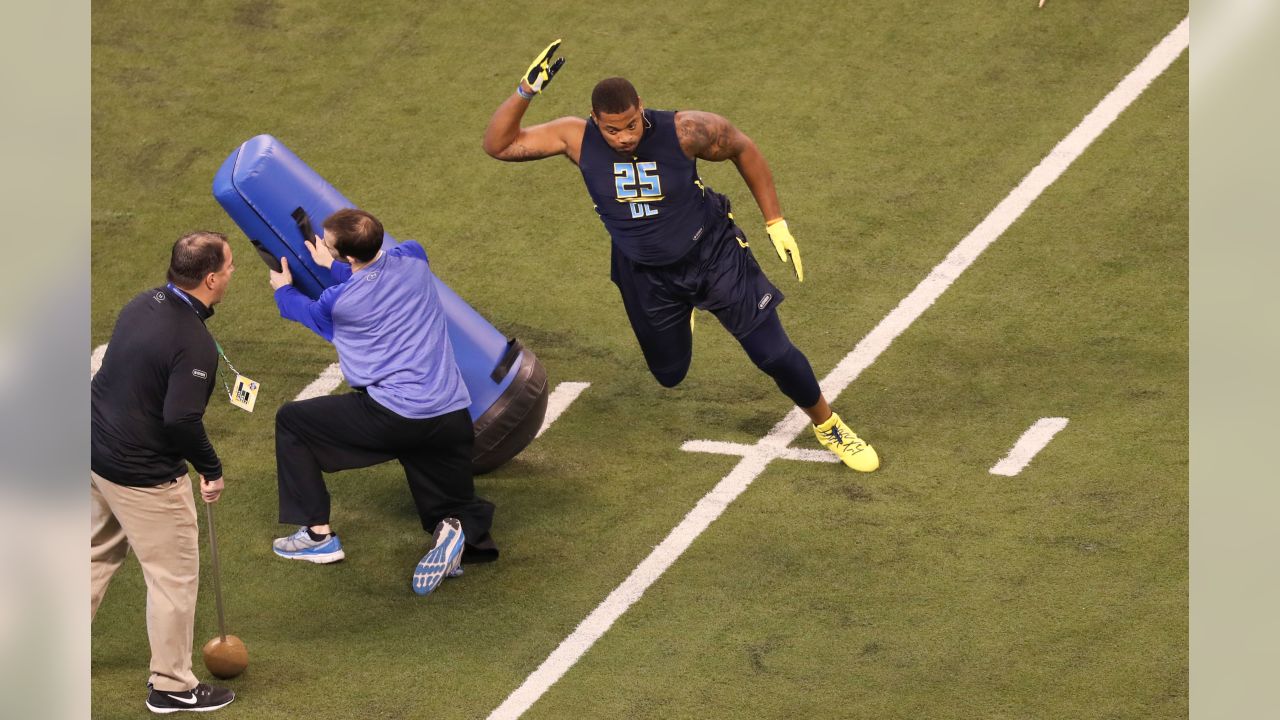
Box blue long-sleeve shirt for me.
[274,240,470,419]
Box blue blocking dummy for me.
[212,135,547,473]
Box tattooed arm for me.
[676,110,782,222]
[482,89,586,164]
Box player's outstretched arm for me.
[483,39,584,162]
[676,111,803,280]
[483,111,583,162]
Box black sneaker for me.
[145,682,235,713]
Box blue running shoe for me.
[412,518,465,596]
[272,526,345,564]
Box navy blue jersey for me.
[579,109,720,265]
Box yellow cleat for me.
[813,412,879,472]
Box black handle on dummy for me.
[491,339,523,383]
[252,242,283,273]
[291,207,315,247]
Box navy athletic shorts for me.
[609,192,784,344]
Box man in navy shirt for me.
[268,209,497,596]
[92,231,237,713]
[482,41,878,472]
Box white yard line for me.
[90,344,107,379]
[487,19,1189,720]
[779,447,842,463]
[989,418,1070,476]
[536,382,591,438]
[680,439,839,464]
[293,362,344,401]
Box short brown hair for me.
[322,209,384,263]
[167,231,229,289]
[591,77,640,115]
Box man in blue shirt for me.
[268,209,497,596]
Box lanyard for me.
[166,283,241,402]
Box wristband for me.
[516,83,535,100]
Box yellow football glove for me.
[520,39,566,96]
[765,219,804,282]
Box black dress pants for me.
[275,391,497,561]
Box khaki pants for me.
[91,471,200,692]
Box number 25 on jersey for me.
[614,162,663,218]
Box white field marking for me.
[780,447,842,463]
[293,362,344,401]
[486,19,1188,720]
[536,382,591,438]
[990,418,1070,476]
[90,344,107,378]
[680,439,839,464]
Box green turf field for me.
[91,1,1188,718]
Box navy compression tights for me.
[644,311,822,409]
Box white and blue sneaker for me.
[272,526,345,564]
[412,518,465,596]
